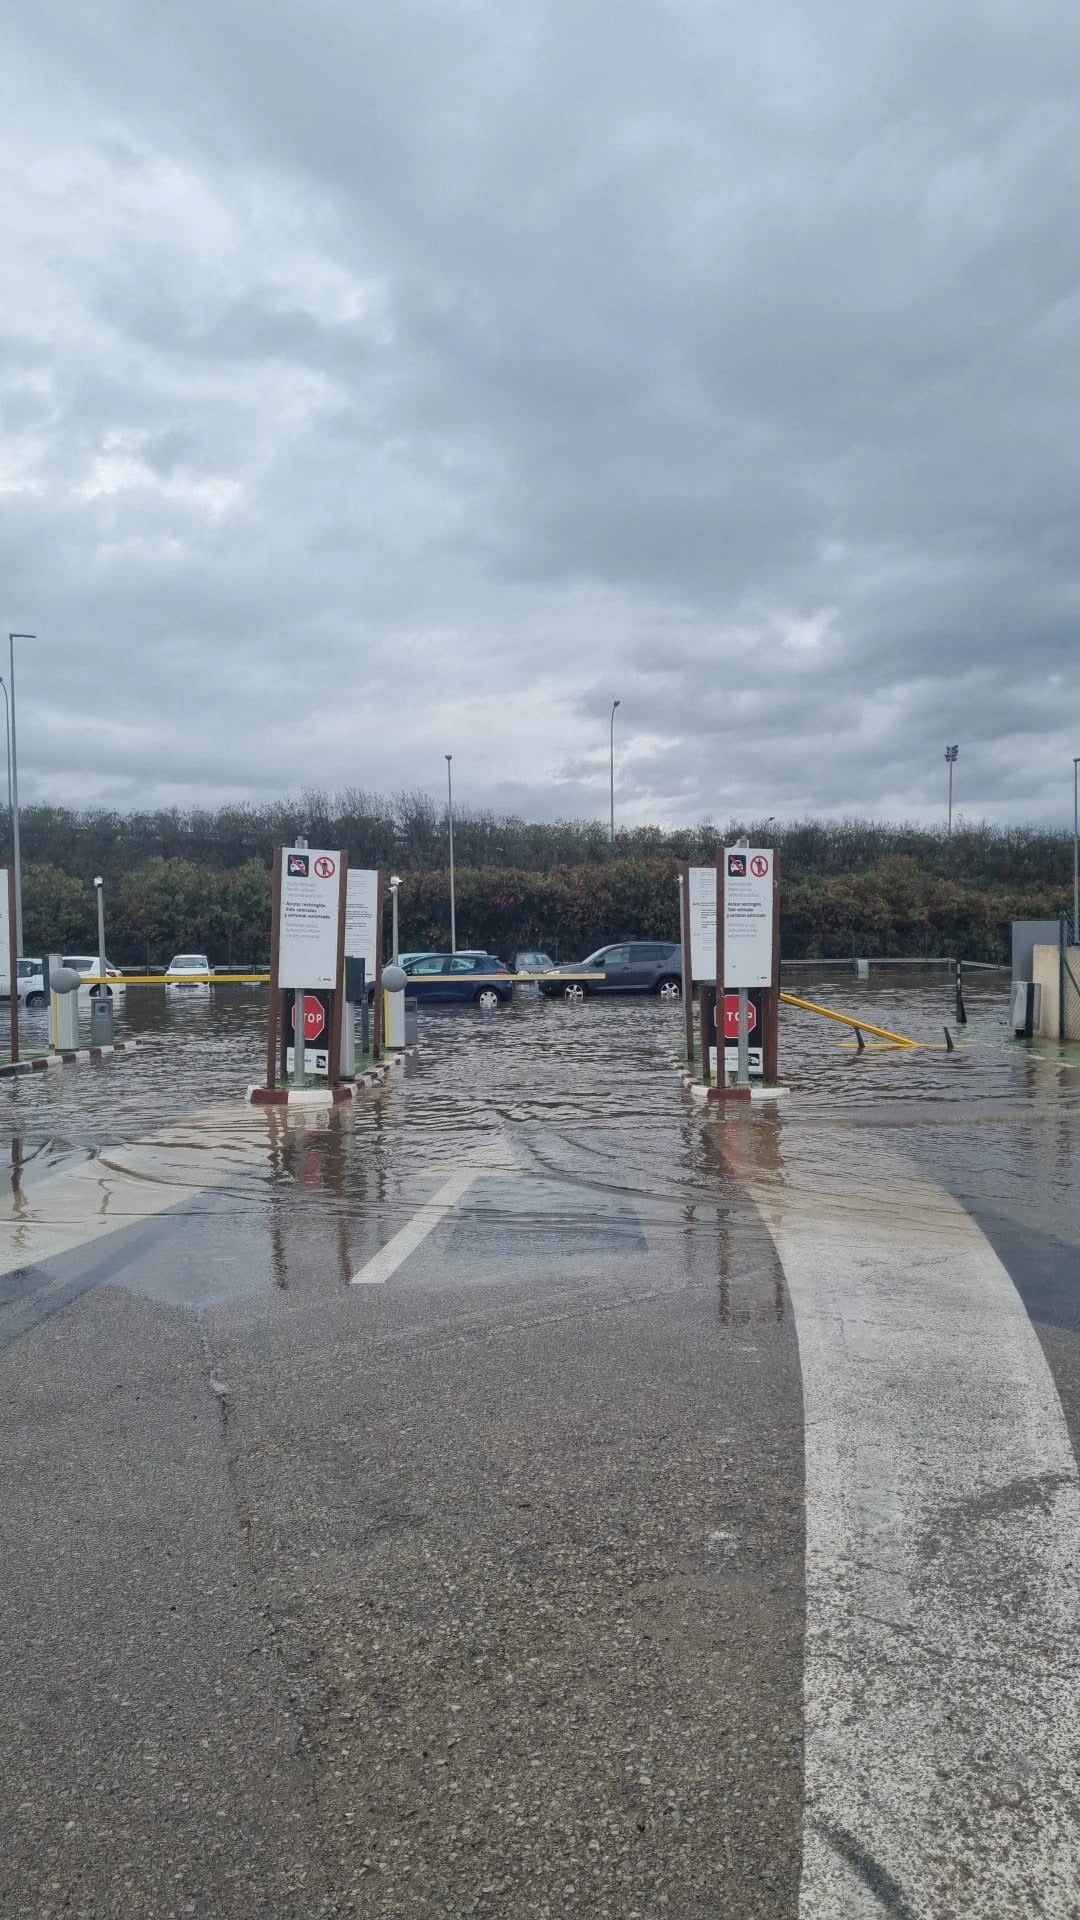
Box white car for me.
[62,954,127,999]
[0,957,48,1007]
[166,952,211,991]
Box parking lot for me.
[2,974,1079,1916]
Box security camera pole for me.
[94,875,106,987]
[390,875,401,964]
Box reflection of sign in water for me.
[345,869,380,981]
[688,866,717,982]
[278,847,343,990]
[723,846,774,988]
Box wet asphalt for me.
[1,977,1079,1916]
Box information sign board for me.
[277,849,344,990]
[344,869,379,981]
[722,847,774,988]
[688,866,717,982]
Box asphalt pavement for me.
[1,988,1079,1918]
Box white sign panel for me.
[344,868,379,981]
[722,847,774,988]
[277,848,344,990]
[688,866,717,982]
[710,1046,764,1078]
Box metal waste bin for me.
[89,994,114,1046]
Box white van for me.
[0,957,48,1007]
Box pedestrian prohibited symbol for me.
[750,854,769,877]
[313,855,336,879]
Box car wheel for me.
[475,987,501,1010]
[562,983,586,1003]
[26,992,45,1008]
[656,977,681,1000]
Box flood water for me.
[3,966,1077,1290]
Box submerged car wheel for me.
[476,987,502,1009]
[656,976,681,1000]
[25,991,46,1008]
[562,983,586,1003]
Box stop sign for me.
[722,991,758,1041]
[289,995,327,1043]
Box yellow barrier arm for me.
[780,990,920,1049]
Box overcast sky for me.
[3,0,1079,828]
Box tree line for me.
[21,849,1067,969]
[2,792,1077,889]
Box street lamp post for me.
[390,874,401,964]
[945,743,959,835]
[610,699,621,844]
[1060,756,1068,936]
[0,678,11,824]
[445,754,456,954]
[9,633,34,955]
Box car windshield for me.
[170,956,207,968]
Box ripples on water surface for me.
[2,969,1078,1280]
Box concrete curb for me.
[0,1041,141,1078]
[675,1064,791,1104]
[247,1048,414,1107]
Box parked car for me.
[540,941,682,1001]
[166,952,211,991]
[515,950,555,976]
[0,956,47,1007]
[62,954,127,999]
[373,952,513,1008]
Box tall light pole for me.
[1073,758,1079,939]
[609,699,621,844]
[0,677,11,825]
[945,743,959,835]
[445,754,456,954]
[9,633,33,955]
[1060,756,1068,936]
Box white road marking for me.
[350,1167,482,1286]
[751,1132,1080,1917]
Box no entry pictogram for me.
[750,854,769,878]
[313,855,337,879]
[290,995,327,1043]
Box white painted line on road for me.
[350,1154,513,1286]
[752,1134,1080,1917]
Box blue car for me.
[395,952,514,1007]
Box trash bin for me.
[404,996,418,1046]
[89,995,114,1046]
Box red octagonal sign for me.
[722,992,758,1041]
[290,995,327,1043]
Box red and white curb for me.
[0,1041,141,1078]
[676,1065,790,1103]
[247,1049,413,1108]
